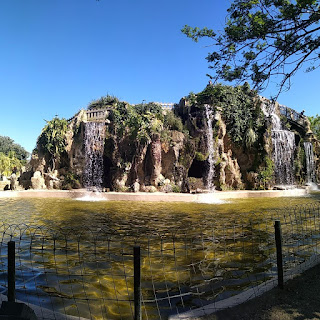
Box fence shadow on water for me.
[0,203,319,319]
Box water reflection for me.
[0,194,319,319]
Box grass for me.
[198,263,320,320]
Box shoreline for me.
[0,188,309,202]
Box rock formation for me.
[22,85,320,192]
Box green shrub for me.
[62,172,81,190]
[171,184,181,193]
[164,111,184,132]
[257,157,274,189]
[194,151,208,161]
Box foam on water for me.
[307,182,319,191]
[196,193,229,204]
[75,192,106,202]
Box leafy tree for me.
[0,151,23,177]
[37,117,68,170]
[182,0,320,95]
[309,114,320,139]
[0,136,29,160]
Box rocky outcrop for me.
[31,171,46,190]
[23,86,320,192]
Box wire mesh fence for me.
[0,203,319,319]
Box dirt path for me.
[200,263,320,320]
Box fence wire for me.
[0,203,319,319]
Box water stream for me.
[304,141,316,184]
[205,104,216,191]
[83,122,106,190]
[262,102,295,185]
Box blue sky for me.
[1,0,319,153]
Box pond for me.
[0,192,319,319]
[1,192,320,232]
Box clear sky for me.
[1,0,319,153]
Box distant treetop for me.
[0,136,29,160]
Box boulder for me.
[31,171,46,190]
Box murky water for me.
[1,193,319,232]
[0,192,319,319]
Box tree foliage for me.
[0,136,29,160]
[308,113,320,139]
[182,0,320,95]
[0,151,24,177]
[37,117,68,170]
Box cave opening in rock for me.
[103,156,113,189]
[188,159,206,178]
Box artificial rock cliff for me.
[23,86,320,192]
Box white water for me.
[196,193,229,204]
[83,122,106,191]
[75,192,106,202]
[304,141,316,184]
[205,104,216,191]
[262,101,295,185]
[272,130,295,185]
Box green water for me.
[0,192,319,319]
[1,192,319,232]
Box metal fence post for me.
[8,241,15,302]
[134,245,141,320]
[274,220,284,289]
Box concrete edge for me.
[0,188,309,202]
[0,294,88,320]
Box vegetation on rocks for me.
[29,84,319,192]
[309,114,320,140]
[187,83,265,148]
[36,117,68,170]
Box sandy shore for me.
[0,188,308,202]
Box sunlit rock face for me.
[24,89,319,192]
[176,93,319,191]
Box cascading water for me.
[83,122,106,191]
[262,101,295,185]
[304,141,316,184]
[205,104,216,191]
[272,130,295,185]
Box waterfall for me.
[205,104,216,191]
[272,130,295,185]
[304,141,316,184]
[84,122,105,191]
[262,101,295,185]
